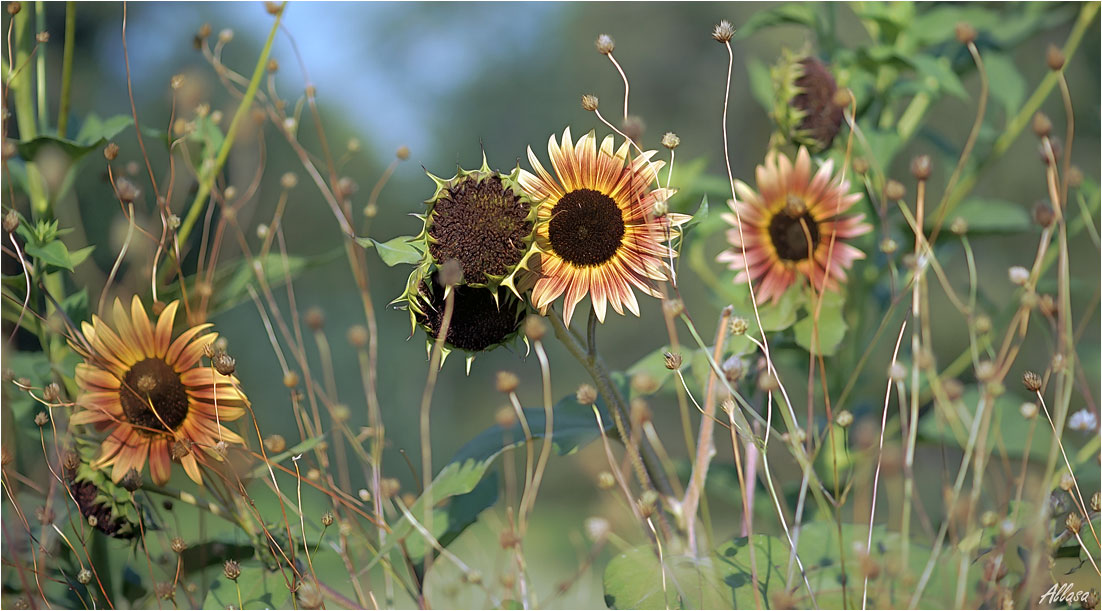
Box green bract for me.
[396,155,538,366]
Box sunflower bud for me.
[772,52,844,152]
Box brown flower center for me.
[120,358,189,433]
[769,205,820,262]
[428,175,532,285]
[415,272,525,352]
[548,188,625,267]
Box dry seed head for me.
[213,440,228,458]
[1059,472,1075,491]
[722,355,745,384]
[494,406,516,428]
[1019,402,1038,419]
[172,440,191,460]
[631,373,659,395]
[955,22,977,44]
[218,28,234,43]
[910,155,932,180]
[495,371,519,394]
[171,537,187,554]
[264,1,283,15]
[87,515,98,527]
[267,58,279,73]
[1032,201,1055,228]
[1091,491,1100,512]
[949,216,968,235]
[115,177,141,203]
[621,115,645,141]
[121,468,142,492]
[3,209,18,233]
[664,351,683,370]
[331,404,350,423]
[662,298,685,318]
[264,434,286,454]
[304,307,325,331]
[638,489,659,517]
[730,316,749,336]
[524,316,547,341]
[223,559,241,581]
[852,157,869,175]
[167,214,181,230]
[597,471,615,490]
[1065,512,1082,534]
[1020,290,1039,310]
[77,568,92,585]
[595,34,615,55]
[1040,294,1057,317]
[1046,44,1065,71]
[283,371,299,388]
[280,172,298,189]
[661,132,680,149]
[104,142,119,161]
[396,145,410,160]
[358,488,371,503]
[212,352,235,375]
[34,412,49,427]
[974,314,992,335]
[43,382,60,402]
[1032,112,1052,138]
[1022,371,1042,392]
[712,20,735,42]
[7,2,21,15]
[1008,266,1030,286]
[975,360,997,382]
[35,31,48,43]
[835,410,853,428]
[757,370,780,392]
[884,179,905,201]
[576,384,598,405]
[581,94,599,112]
[347,325,369,348]
[584,516,611,542]
[1067,166,1083,187]
[321,511,335,527]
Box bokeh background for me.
[10,2,1101,606]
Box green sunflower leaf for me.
[793,290,847,356]
[357,235,425,267]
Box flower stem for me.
[547,309,673,496]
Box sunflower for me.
[518,128,688,326]
[772,51,846,152]
[70,296,246,486]
[413,271,527,360]
[717,146,872,303]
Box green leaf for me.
[936,198,1031,234]
[793,291,847,356]
[23,239,88,271]
[717,278,804,334]
[983,53,1026,118]
[17,114,133,161]
[733,4,819,40]
[370,392,616,569]
[910,55,968,100]
[603,546,730,609]
[201,561,293,610]
[357,235,425,267]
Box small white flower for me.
[1068,409,1098,432]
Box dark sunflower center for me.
[793,57,844,151]
[119,358,188,433]
[416,274,525,352]
[769,205,821,262]
[547,188,625,267]
[428,175,532,285]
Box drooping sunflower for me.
[70,297,246,486]
[518,128,688,326]
[398,154,535,364]
[717,146,872,303]
[772,50,846,152]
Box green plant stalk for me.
[8,5,48,216]
[547,311,674,497]
[34,1,47,134]
[56,1,75,137]
[176,4,285,248]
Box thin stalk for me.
[176,3,286,248]
[56,2,75,137]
